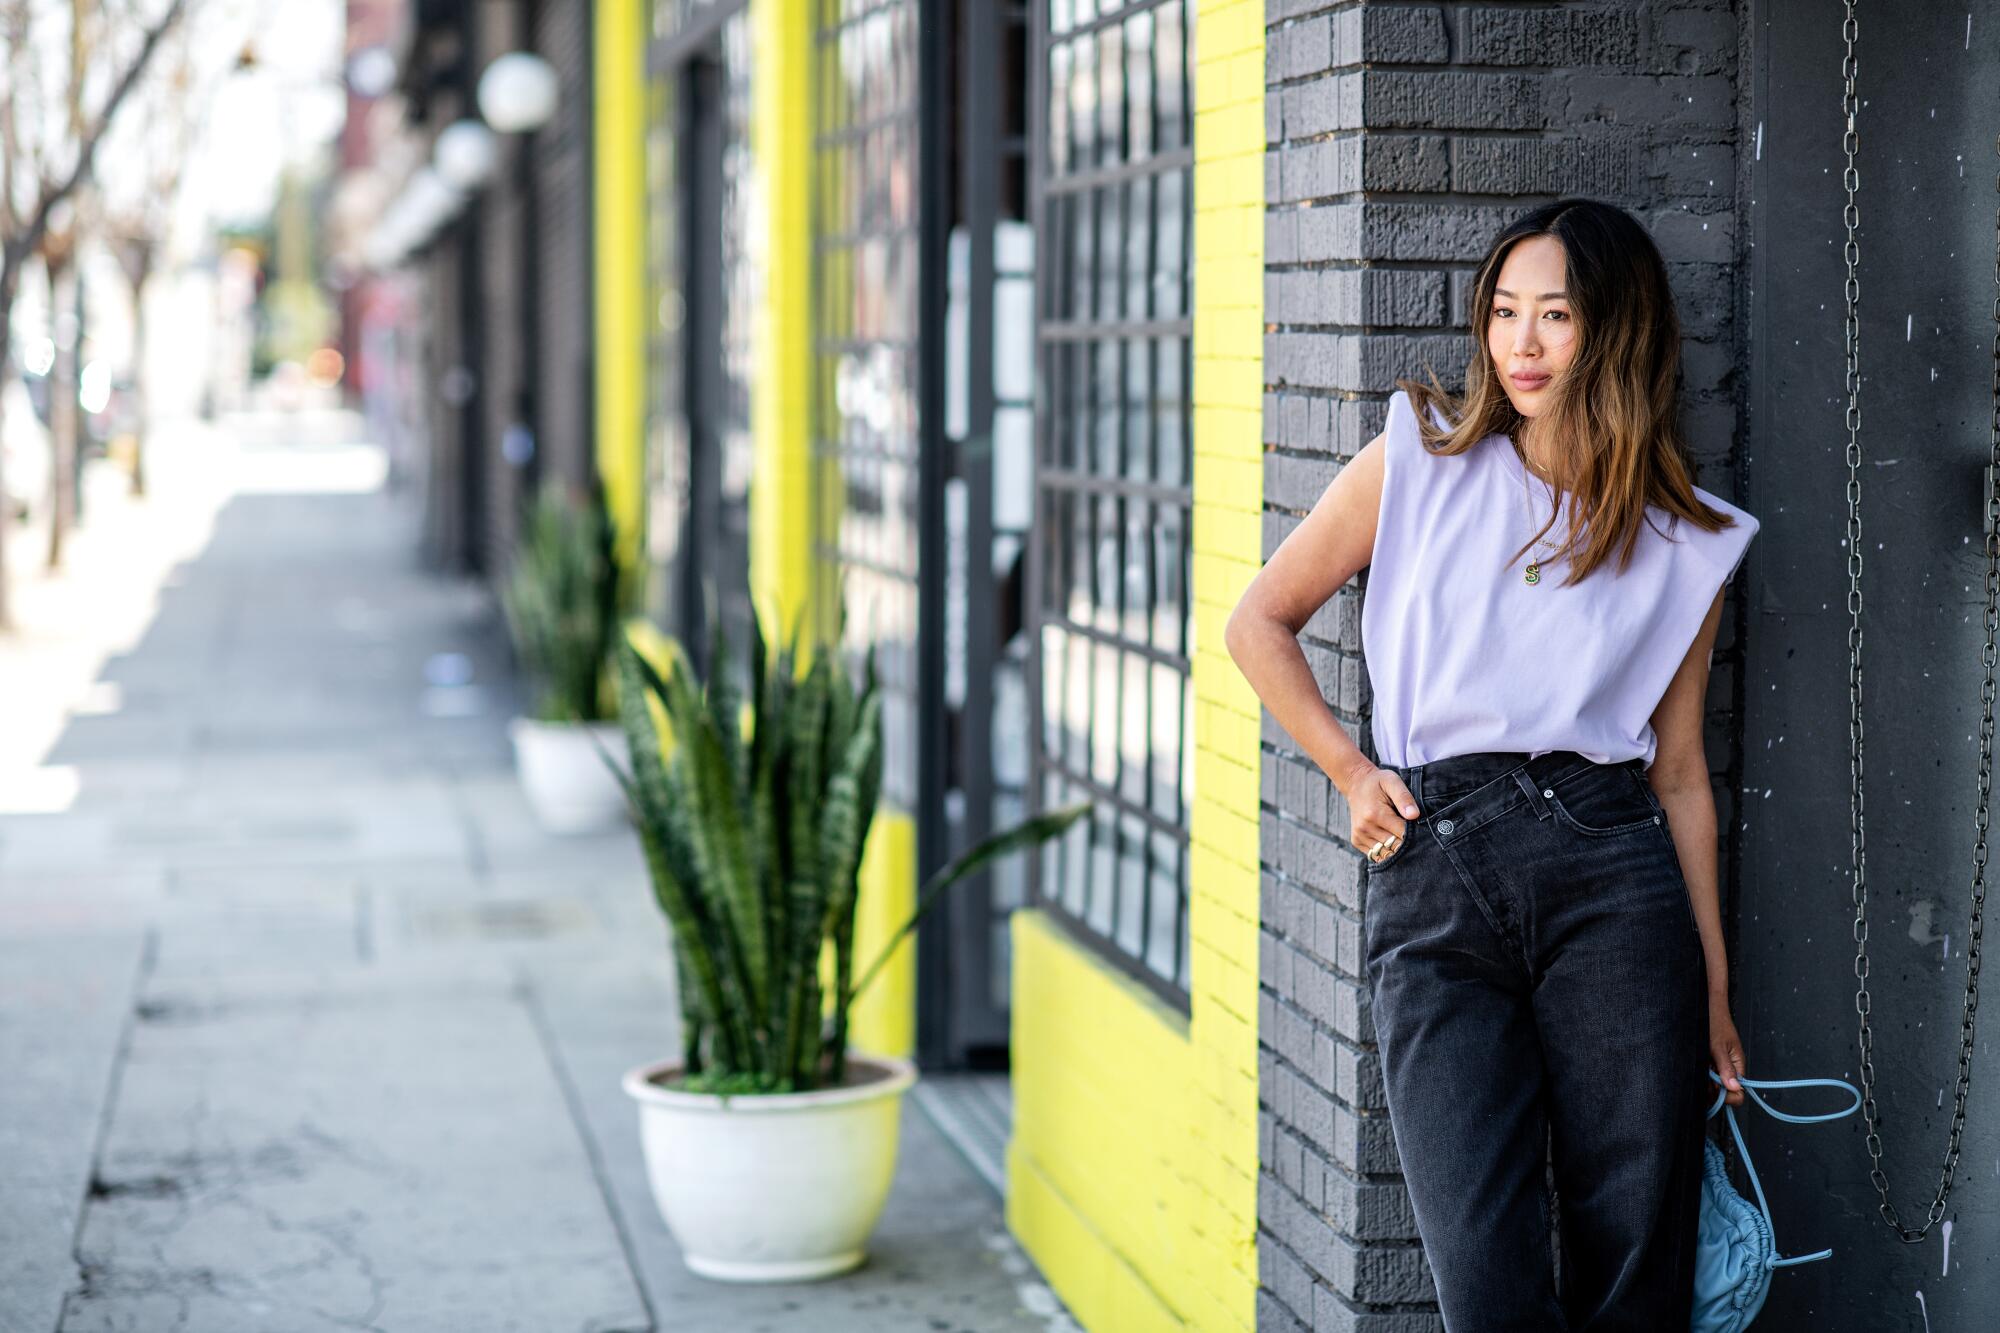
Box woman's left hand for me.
[1709,996,1746,1109]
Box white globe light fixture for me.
[401,166,466,246]
[434,118,499,190]
[477,52,559,134]
[347,45,398,99]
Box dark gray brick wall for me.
[1256,3,1747,1329]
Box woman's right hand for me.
[1347,766,1421,864]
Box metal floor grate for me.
[909,1071,1013,1199]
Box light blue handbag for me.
[1692,1071,1862,1332]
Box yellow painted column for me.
[1183,0,1268,1325]
[593,0,647,581]
[1005,2,1266,1328]
[748,0,815,642]
[837,809,917,1059]
[746,0,914,1059]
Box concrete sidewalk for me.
[0,415,1076,1333]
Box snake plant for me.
[608,601,1089,1095]
[500,480,623,724]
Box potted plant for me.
[500,480,628,833]
[607,601,1088,1282]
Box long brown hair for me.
[1395,197,1745,587]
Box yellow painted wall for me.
[746,0,916,1062]
[1009,913,1195,1331]
[594,0,646,579]
[1007,2,1266,1328]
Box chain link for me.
[1842,0,1990,1245]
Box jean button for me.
[1437,818,1456,836]
[1541,788,1554,798]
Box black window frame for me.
[1026,0,1195,1010]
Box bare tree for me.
[0,0,190,628]
[103,20,196,498]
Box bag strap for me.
[1705,1072,1862,1268]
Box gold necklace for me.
[1516,446,1565,586]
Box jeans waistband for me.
[1390,749,1644,816]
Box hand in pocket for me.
[1352,766,1420,866]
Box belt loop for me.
[1513,766,1552,820]
[1403,762,1425,816]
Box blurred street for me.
[0,417,1075,1333]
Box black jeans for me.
[1362,749,1710,1332]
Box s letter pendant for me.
[1524,561,1541,586]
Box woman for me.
[1225,197,1755,1330]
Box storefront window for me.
[643,4,755,676]
[1033,0,1193,999]
[813,0,922,811]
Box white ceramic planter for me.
[621,1052,919,1281]
[509,717,630,834]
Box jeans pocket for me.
[1652,815,1702,938]
[1545,763,1661,838]
[1676,870,1701,937]
[1620,777,1702,937]
[1363,820,1416,872]
[1632,767,1668,820]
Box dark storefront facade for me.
[388,0,596,582]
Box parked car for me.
[79,363,137,461]
[2,375,53,526]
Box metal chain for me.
[1841,0,1991,1245]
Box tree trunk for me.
[45,253,77,571]
[0,262,17,632]
[129,257,149,497]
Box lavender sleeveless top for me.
[1361,389,1760,772]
